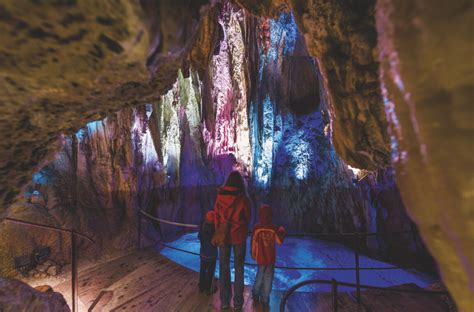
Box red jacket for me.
[251,205,286,266]
[213,186,251,245]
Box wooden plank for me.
[53,250,452,312]
[56,250,156,296]
[102,260,188,309]
[110,269,191,311]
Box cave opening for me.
[0,0,469,311]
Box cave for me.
[0,1,471,312]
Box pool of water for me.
[159,233,436,292]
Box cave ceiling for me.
[0,0,390,210]
[0,0,217,209]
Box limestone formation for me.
[0,277,70,312]
[0,0,217,210]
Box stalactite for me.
[202,1,252,175]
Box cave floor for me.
[54,249,274,312]
[53,249,453,312]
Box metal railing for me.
[2,217,96,312]
[137,210,435,304]
[138,209,420,238]
[279,279,449,312]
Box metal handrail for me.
[139,210,199,228]
[138,209,431,305]
[2,217,96,312]
[3,217,96,244]
[279,279,449,312]
[154,241,416,271]
[138,209,419,238]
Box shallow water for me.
[159,233,436,292]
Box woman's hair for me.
[224,170,246,193]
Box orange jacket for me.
[251,204,286,266]
[213,186,251,245]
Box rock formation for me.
[0,1,427,279]
[0,277,70,312]
[376,0,474,309]
[0,0,216,210]
[0,0,471,310]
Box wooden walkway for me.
[54,249,453,312]
[55,249,278,312]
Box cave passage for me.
[1,0,465,311]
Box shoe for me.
[233,306,242,311]
[221,304,230,310]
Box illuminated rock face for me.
[203,2,252,174]
[248,12,362,233]
[287,0,392,171]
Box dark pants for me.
[252,265,275,304]
[199,258,216,292]
[219,243,246,308]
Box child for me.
[251,204,286,306]
[198,211,218,294]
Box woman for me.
[214,171,251,311]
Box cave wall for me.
[0,3,425,279]
[0,0,217,211]
[265,0,392,170]
[0,106,161,278]
[376,0,474,309]
[247,11,367,233]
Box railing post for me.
[355,233,361,304]
[410,222,419,254]
[331,279,338,312]
[71,231,78,312]
[138,210,142,250]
